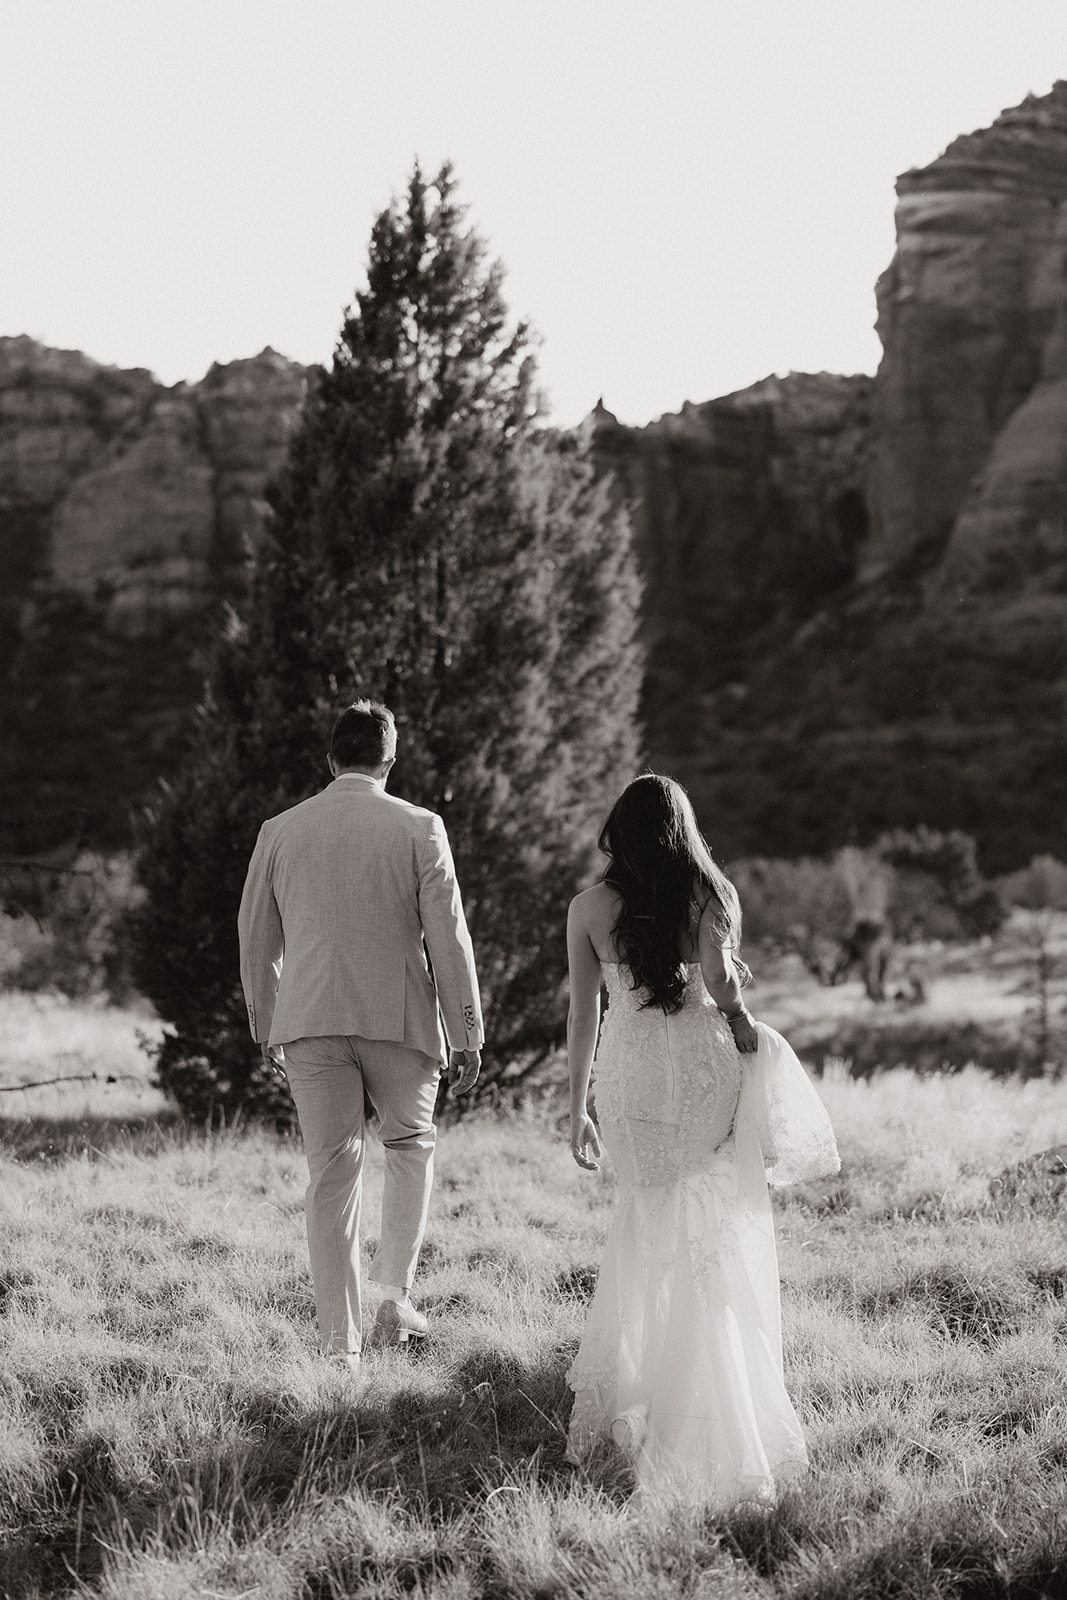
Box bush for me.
[803,1018,1023,1079]
[730,855,853,981]
[999,854,1067,912]
[876,826,1006,940]
[0,853,143,1001]
[0,912,54,989]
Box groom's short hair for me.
[331,700,397,770]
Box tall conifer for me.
[133,165,643,1121]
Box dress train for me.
[566,965,839,1506]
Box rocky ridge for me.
[0,340,307,850]
[0,336,307,626]
[588,372,873,749]
[871,80,1067,594]
[691,82,1067,870]
[2,84,1067,868]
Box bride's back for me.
[575,879,705,979]
[596,954,742,1183]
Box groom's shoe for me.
[368,1297,429,1349]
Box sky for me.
[3,1,1067,429]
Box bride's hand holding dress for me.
[696,921,759,1053]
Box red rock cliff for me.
[869,80,1067,591]
[0,337,308,627]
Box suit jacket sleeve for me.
[237,824,283,1042]
[417,814,484,1051]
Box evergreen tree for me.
[133,165,643,1122]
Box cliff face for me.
[3,85,1067,870]
[0,337,307,626]
[0,340,308,851]
[685,84,1067,871]
[870,81,1067,588]
[0,338,156,617]
[589,372,873,756]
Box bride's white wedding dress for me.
[566,962,840,1507]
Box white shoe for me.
[368,1297,429,1349]
[610,1405,648,1459]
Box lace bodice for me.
[594,962,743,1188]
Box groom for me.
[237,699,483,1364]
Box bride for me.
[564,773,839,1506]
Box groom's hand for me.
[260,1043,286,1079]
[447,1047,481,1096]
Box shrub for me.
[803,1017,1022,1078]
[0,852,143,1001]
[999,854,1067,912]
[876,826,1006,940]
[730,856,853,982]
[0,912,54,989]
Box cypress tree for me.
[133,164,643,1121]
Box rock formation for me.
[588,372,873,757]
[3,84,1067,871]
[0,338,307,628]
[687,83,1067,871]
[870,80,1067,590]
[0,340,307,850]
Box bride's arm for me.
[566,895,603,1171]
[698,909,759,1054]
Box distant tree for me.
[829,846,895,999]
[732,848,895,999]
[732,831,1006,1003]
[997,855,1067,1077]
[730,856,853,984]
[999,854,1067,912]
[132,164,643,1124]
[876,827,1006,941]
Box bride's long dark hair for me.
[600,773,746,1014]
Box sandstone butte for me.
[871,77,1067,608]
[0,338,308,626]
[1,82,1066,868]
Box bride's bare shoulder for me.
[569,880,622,956]
[569,880,619,916]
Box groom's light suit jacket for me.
[238,774,483,1057]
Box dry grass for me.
[0,993,168,1126]
[811,1061,1066,1216]
[1,985,1065,1598]
[756,907,1067,1026]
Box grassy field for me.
[1,950,1065,1600]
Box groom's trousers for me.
[281,1034,440,1354]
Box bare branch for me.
[0,1072,145,1093]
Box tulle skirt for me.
[566,1023,839,1508]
